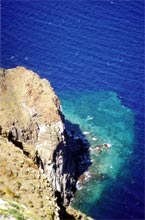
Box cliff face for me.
[0,67,91,211]
[0,135,60,220]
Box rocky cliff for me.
[0,67,92,220]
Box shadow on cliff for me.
[53,119,92,208]
[64,119,92,177]
[53,119,92,218]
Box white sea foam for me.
[92,137,97,141]
[87,115,94,120]
[103,143,112,148]
[10,56,15,60]
[83,131,90,135]
[76,182,83,190]
[84,171,91,181]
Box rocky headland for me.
[0,67,93,220]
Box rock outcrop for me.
[0,67,92,219]
[0,135,60,220]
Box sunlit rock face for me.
[0,67,90,206]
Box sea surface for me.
[1,0,144,219]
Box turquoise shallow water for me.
[60,91,135,218]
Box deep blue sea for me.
[1,0,144,219]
